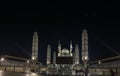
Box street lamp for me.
[0,58,5,68]
[82,56,88,61]
[98,61,101,64]
[84,56,88,60]
[32,57,35,60]
[0,58,5,61]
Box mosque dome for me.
[61,48,69,55]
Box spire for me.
[70,40,73,49]
[53,51,56,64]
[70,40,73,54]
[75,44,79,64]
[47,44,51,64]
[32,32,38,61]
[58,40,61,55]
[58,40,61,50]
[82,29,89,68]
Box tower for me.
[70,40,73,56]
[82,29,89,68]
[53,51,56,65]
[47,44,51,65]
[58,40,61,56]
[32,32,38,61]
[75,44,79,64]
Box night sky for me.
[0,1,120,64]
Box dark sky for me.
[0,0,120,63]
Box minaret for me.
[53,51,56,65]
[70,40,73,56]
[47,44,51,65]
[32,32,38,61]
[75,44,79,64]
[58,40,61,56]
[82,29,89,68]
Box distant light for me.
[75,62,79,64]
[55,64,57,66]
[58,53,61,56]
[25,74,29,76]
[82,58,83,60]
[63,65,65,67]
[27,60,29,63]
[47,61,50,64]
[1,58,5,61]
[99,72,102,75]
[70,53,73,56]
[31,73,37,75]
[62,48,69,54]
[98,61,101,64]
[84,56,88,60]
[32,57,35,60]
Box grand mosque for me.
[1,28,119,76]
[31,29,89,74]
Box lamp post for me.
[25,60,30,73]
[0,58,5,61]
[0,58,5,65]
[0,58,5,71]
[98,61,101,64]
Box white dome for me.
[62,48,69,54]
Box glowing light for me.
[70,53,73,56]
[27,60,29,63]
[62,49,69,54]
[82,58,83,60]
[32,57,35,60]
[98,61,101,64]
[75,62,79,64]
[31,73,38,76]
[0,70,4,76]
[58,48,73,57]
[25,74,30,76]
[63,65,65,67]
[99,72,102,75]
[84,56,88,60]
[58,53,61,56]
[0,58,4,61]
[47,61,50,64]
[55,64,57,66]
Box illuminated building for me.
[32,32,38,61]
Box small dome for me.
[62,48,69,54]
